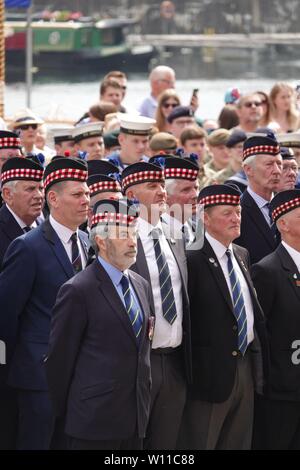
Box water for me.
[4,77,298,123]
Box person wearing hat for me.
[73,122,104,161]
[10,109,44,156]
[0,130,23,208]
[204,128,231,185]
[166,106,195,140]
[277,132,300,170]
[0,157,90,449]
[276,147,298,192]
[51,128,76,158]
[121,161,192,450]
[107,114,155,171]
[149,131,177,156]
[46,198,153,450]
[155,155,200,247]
[87,172,122,228]
[252,189,300,449]
[0,156,44,450]
[235,134,282,264]
[224,129,248,192]
[178,184,267,450]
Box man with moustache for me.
[235,134,282,264]
[122,161,192,450]
[179,184,267,450]
[0,157,89,449]
[252,189,300,449]
[46,199,153,450]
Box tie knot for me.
[151,228,162,239]
[120,274,130,290]
[226,248,232,259]
[70,232,78,243]
[23,226,32,233]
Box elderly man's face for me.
[277,159,298,191]
[204,204,242,246]
[245,154,282,192]
[96,224,138,271]
[2,179,44,225]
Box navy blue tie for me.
[152,228,177,325]
[265,202,279,241]
[226,249,248,355]
[120,274,143,341]
[70,232,82,273]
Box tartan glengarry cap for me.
[119,114,155,136]
[87,159,119,177]
[73,122,104,143]
[198,183,241,208]
[1,156,44,184]
[150,154,199,181]
[88,173,121,197]
[243,135,280,161]
[0,130,22,149]
[270,189,300,223]
[91,198,139,229]
[121,161,165,192]
[43,157,88,192]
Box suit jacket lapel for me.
[42,219,74,278]
[202,239,234,313]
[242,191,276,248]
[78,231,89,263]
[0,204,25,241]
[93,261,137,346]
[277,244,300,303]
[129,271,149,347]
[161,219,188,289]
[134,238,151,284]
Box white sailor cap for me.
[119,114,155,136]
[73,122,104,143]
[277,132,300,148]
[51,127,74,144]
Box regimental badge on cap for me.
[43,157,88,192]
[51,127,74,144]
[1,156,44,184]
[0,130,22,149]
[198,184,241,208]
[243,135,280,161]
[91,198,139,229]
[121,161,165,192]
[270,189,300,223]
[72,122,104,143]
[119,114,155,136]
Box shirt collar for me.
[161,213,183,235]
[137,217,163,238]
[49,214,76,243]
[247,186,270,210]
[6,204,27,229]
[97,255,127,286]
[205,232,233,261]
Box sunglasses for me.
[243,101,262,108]
[18,124,38,130]
[162,102,178,109]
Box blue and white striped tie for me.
[120,274,143,342]
[226,249,248,355]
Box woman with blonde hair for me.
[155,88,181,132]
[269,82,300,132]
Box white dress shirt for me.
[205,232,254,345]
[282,241,300,273]
[6,204,37,231]
[247,186,273,226]
[137,217,183,348]
[49,215,86,268]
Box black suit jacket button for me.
[233,325,238,331]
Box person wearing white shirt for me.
[252,189,300,450]
[121,160,192,450]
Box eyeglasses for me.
[162,102,178,109]
[18,124,38,130]
[243,101,262,108]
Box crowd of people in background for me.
[0,64,300,451]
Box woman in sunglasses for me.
[155,89,181,132]
[10,109,44,156]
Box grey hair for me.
[89,224,109,254]
[1,180,18,198]
[165,178,178,195]
[242,154,257,168]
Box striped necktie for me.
[265,202,280,241]
[152,228,177,325]
[120,274,143,342]
[226,249,248,355]
[70,232,82,273]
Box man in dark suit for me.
[180,184,268,450]
[0,130,23,208]
[46,198,153,450]
[0,157,89,449]
[235,133,282,264]
[252,189,300,449]
[122,161,192,450]
[0,157,44,268]
[0,156,44,450]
